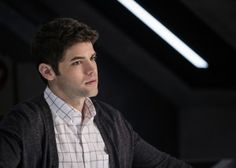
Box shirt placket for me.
[78,123,90,168]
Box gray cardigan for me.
[0,96,192,168]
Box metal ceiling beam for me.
[180,0,236,53]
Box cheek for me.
[67,72,84,83]
[60,67,87,84]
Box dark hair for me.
[31,18,99,83]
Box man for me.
[0,18,192,168]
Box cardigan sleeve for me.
[0,111,23,168]
[0,130,22,167]
[92,99,193,168]
[132,128,192,168]
[110,107,193,168]
[0,97,58,168]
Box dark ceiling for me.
[85,0,236,89]
[1,0,236,106]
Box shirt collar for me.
[44,86,96,125]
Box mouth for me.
[85,79,97,86]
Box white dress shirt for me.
[44,87,109,168]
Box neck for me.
[48,85,85,112]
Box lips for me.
[85,79,97,85]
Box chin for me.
[88,90,98,98]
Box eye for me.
[72,60,81,66]
[91,55,97,61]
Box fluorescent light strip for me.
[117,0,208,68]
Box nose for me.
[84,61,97,76]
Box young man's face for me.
[51,42,98,99]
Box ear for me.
[38,63,56,81]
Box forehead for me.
[62,42,95,61]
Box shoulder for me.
[92,99,136,155]
[12,95,48,112]
[0,95,49,139]
[1,95,49,127]
[92,99,132,129]
[92,99,117,111]
[92,99,121,119]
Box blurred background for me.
[0,0,236,167]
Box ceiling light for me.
[117,0,208,68]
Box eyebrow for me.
[69,53,97,62]
[70,56,85,62]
